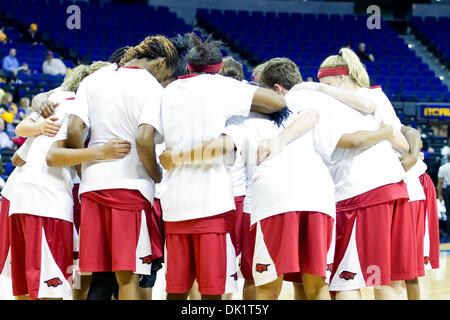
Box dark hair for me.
[185,33,223,66]
[220,56,244,81]
[168,34,192,78]
[259,57,302,90]
[119,35,178,68]
[247,81,291,127]
[108,46,131,64]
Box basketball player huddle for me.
[0,32,440,301]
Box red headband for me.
[317,66,349,79]
[187,62,223,74]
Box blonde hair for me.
[319,48,370,88]
[61,61,110,92]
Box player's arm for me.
[398,125,420,171]
[250,88,286,114]
[136,124,162,183]
[291,82,375,114]
[66,115,85,149]
[257,108,319,164]
[46,138,131,167]
[337,123,393,149]
[15,116,61,138]
[159,135,236,171]
[438,178,444,202]
[11,152,25,167]
[31,90,58,118]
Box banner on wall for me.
[420,105,450,119]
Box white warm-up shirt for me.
[1,136,34,200]
[224,109,336,226]
[359,87,425,201]
[69,64,163,202]
[227,116,248,197]
[288,88,405,202]
[8,90,77,222]
[160,74,257,222]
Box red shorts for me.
[419,173,440,270]
[330,182,415,291]
[164,212,238,295]
[408,200,426,278]
[72,184,81,233]
[0,197,11,276]
[251,211,334,286]
[78,189,159,275]
[240,212,254,281]
[10,214,73,299]
[231,196,245,256]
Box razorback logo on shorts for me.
[139,255,152,265]
[339,271,357,280]
[424,256,430,265]
[73,251,79,260]
[230,272,238,281]
[326,263,333,272]
[255,263,270,273]
[44,277,63,288]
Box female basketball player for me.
[5,62,131,300]
[315,48,417,300]
[159,33,286,300]
[65,35,178,300]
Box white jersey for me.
[8,90,77,222]
[227,116,248,197]
[359,87,425,201]
[69,64,163,203]
[1,136,34,200]
[154,143,167,200]
[288,89,405,202]
[224,110,336,226]
[160,74,257,222]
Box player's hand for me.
[101,138,131,159]
[257,138,283,165]
[40,101,59,119]
[38,116,61,137]
[290,82,323,92]
[439,195,444,203]
[159,149,175,171]
[400,153,418,172]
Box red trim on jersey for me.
[65,97,75,100]
[122,66,145,70]
[187,62,223,73]
[370,85,382,89]
[317,67,349,79]
[178,74,200,79]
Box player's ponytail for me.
[119,35,178,69]
[319,48,370,88]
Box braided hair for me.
[119,35,178,69]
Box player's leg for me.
[243,279,256,300]
[301,273,331,300]
[115,271,141,300]
[292,282,307,300]
[72,274,92,300]
[254,275,283,300]
[299,212,333,300]
[405,278,420,300]
[374,280,407,300]
[335,289,362,300]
